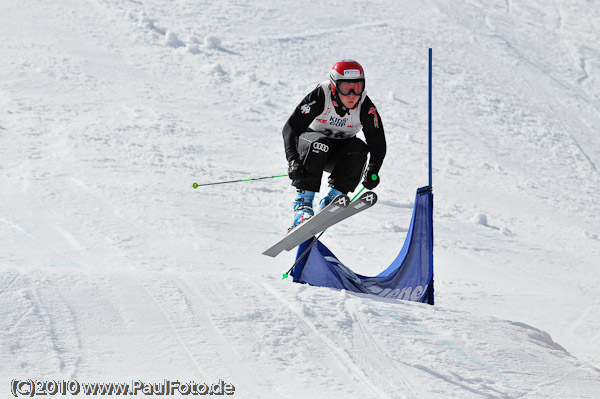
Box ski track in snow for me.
[1,271,82,379]
[155,274,281,397]
[258,280,391,398]
[138,278,207,379]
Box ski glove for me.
[288,159,306,181]
[362,169,380,190]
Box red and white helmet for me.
[329,59,365,97]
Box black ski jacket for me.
[282,84,386,174]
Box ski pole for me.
[282,186,366,280]
[282,232,325,280]
[192,174,288,188]
[351,186,366,201]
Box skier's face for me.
[337,81,363,109]
[339,92,360,109]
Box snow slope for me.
[1,0,599,398]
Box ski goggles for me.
[337,80,365,96]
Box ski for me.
[262,194,350,257]
[319,190,377,232]
[262,191,378,257]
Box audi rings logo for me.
[313,142,330,152]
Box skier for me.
[282,59,387,229]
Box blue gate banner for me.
[290,186,434,304]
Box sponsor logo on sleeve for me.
[300,100,317,115]
[368,107,379,128]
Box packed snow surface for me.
[1,0,600,398]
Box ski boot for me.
[290,190,315,231]
[318,188,343,212]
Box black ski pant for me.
[293,131,368,193]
